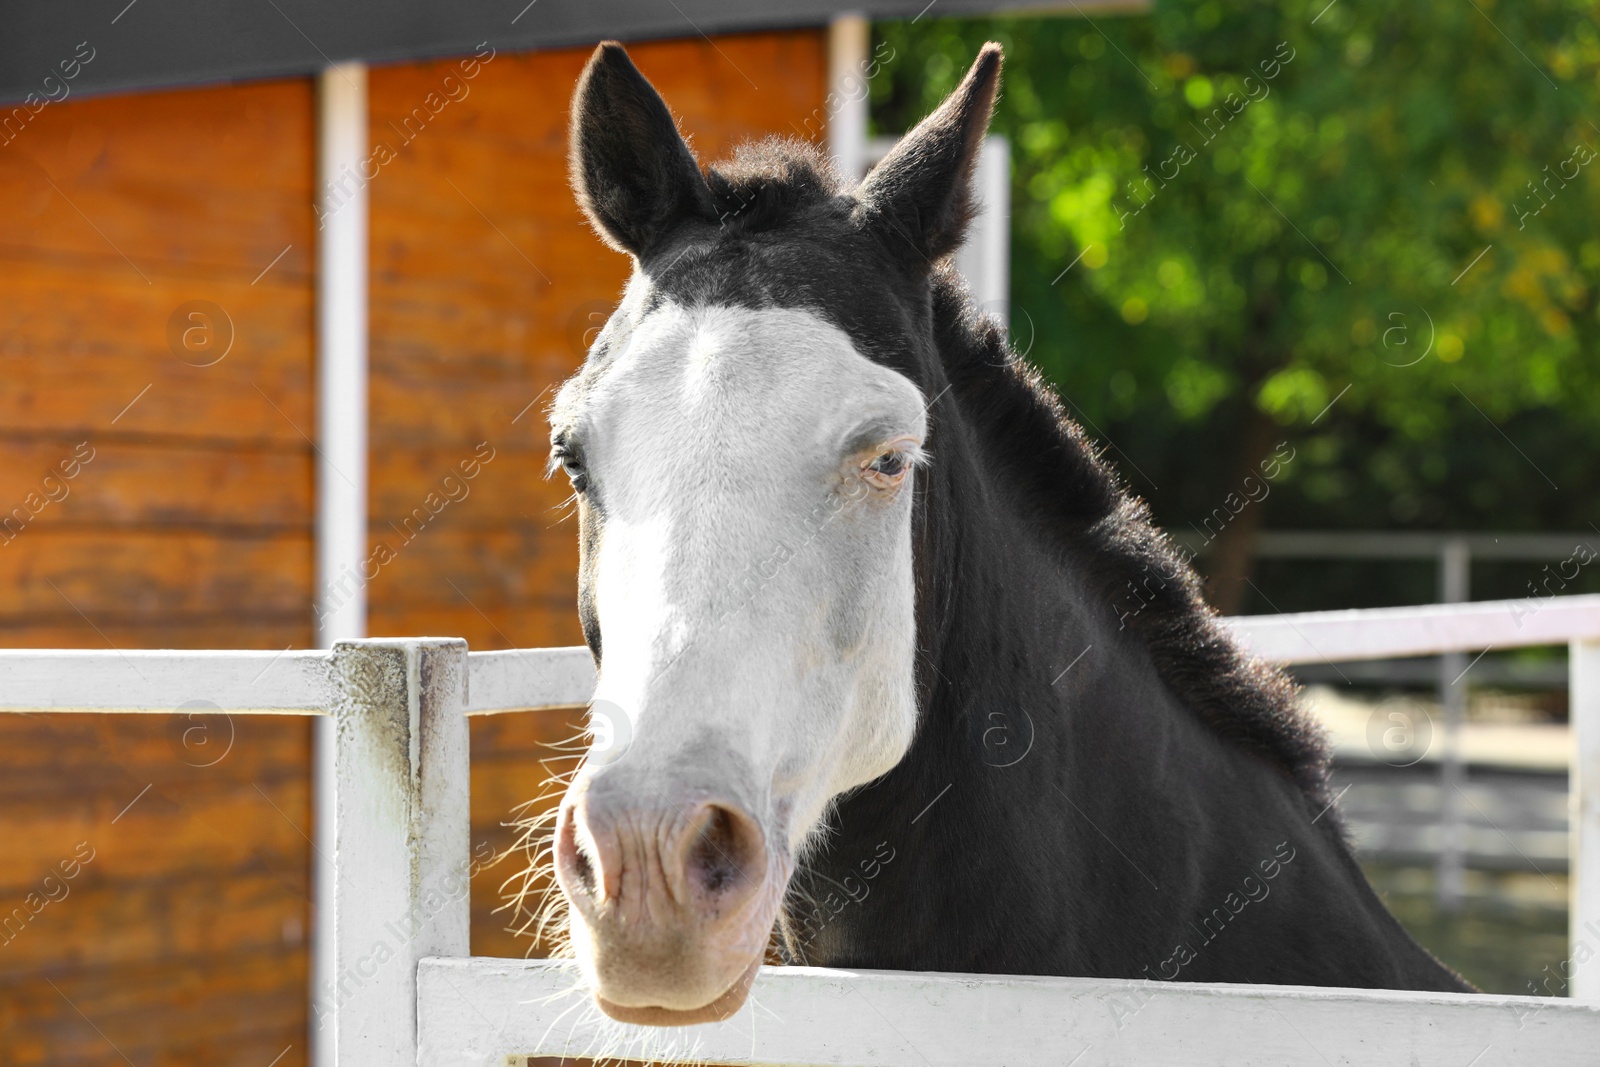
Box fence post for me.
[1574,637,1600,1002]
[319,638,471,1066]
[1436,538,1470,912]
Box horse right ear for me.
[569,42,715,258]
[855,43,1002,264]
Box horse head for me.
[547,39,1002,1024]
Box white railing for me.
[3,594,1598,1065]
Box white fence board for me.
[465,646,594,714]
[1227,593,1600,664]
[417,957,1599,1067]
[0,648,332,714]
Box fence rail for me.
[466,646,593,714]
[3,593,1598,1065]
[1228,592,1600,664]
[0,648,333,714]
[418,957,1599,1067]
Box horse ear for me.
[855,43,1003,264]
[569,42,715,257]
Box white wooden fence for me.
[4,594,1599,1064]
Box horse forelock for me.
[705,138,844,234]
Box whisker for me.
[492,734,588,961]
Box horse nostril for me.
[557,803,599,899]
[557,794,767,918]
[572,846,596,897]
[685,803,765,903]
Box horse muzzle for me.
[555,779,783,1024]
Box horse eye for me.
[868,452,907,478]
[555,451,588,492]
[861,448,913,490]
[854,435,921,491]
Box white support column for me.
[954,135,1011,329]
[313,62,371,1067]
[314,61,370,647]
[321,639,471,1067]
[1573,638,1600,1001]
[828,13,871,183]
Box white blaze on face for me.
[556,302,927,857]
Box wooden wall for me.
[0,78,318,1065]
[0,79,316,650]
[0,31,824,1065]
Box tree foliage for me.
[873,0,1600,607]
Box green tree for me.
[873,0,1600,612]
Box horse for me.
[541,39,1470,1026]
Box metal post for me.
[828,13,870,183]
[1437,538,1470,911]
[321,639,471,1066]
[312,61,371,1067]
[1573,638,1600,1001]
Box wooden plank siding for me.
[0,31,825,1066]
[0,76,318,1066]
[0,76,316,649]
[0,714,313,1065]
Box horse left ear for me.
[855,42,1002,264]
[569,42,716,258]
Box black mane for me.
[930,270,1332,806]
[702,135,1332,807]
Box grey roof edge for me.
[0,0,1139,107]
